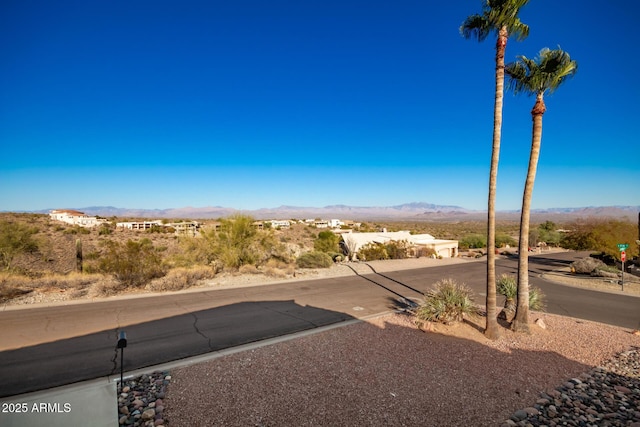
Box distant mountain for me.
[27,203,639,221]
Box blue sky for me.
[1,0,638,212]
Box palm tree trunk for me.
[485,27,508,340]
[512,94,545,333]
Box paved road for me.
[0,251,638,397]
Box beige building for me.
[341,230,458,259]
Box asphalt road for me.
[1,251,638,397]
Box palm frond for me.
[460,14,491,41]
[505,47,578,97]
[461,0,530,41]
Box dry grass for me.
[238,264,261,275]
[0,271,113,302]
[146,266,216,292]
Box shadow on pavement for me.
[0,300,355,397]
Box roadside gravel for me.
[162,312,640,426]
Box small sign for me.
[621,251,626,262]
[617,243,629,251]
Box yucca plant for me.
[528,286,546,311]
[416,278,479,325]
[497,274,545,322]
[497,274,517,322]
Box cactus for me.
[76,238,83,273]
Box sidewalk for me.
[0,378,116,427]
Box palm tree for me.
[460,0,529,339]
[505,47,578,332]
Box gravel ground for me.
[161,312,640,427]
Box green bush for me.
[385,240,408,260]
[296,251,333,269]
[314,231,340,253]
[495,233,517,248]
[98,238,166,288]
[416,278,478,325]
[459,234,486,250]
[530,221,561,247]
[359,242,388,261]
[177,215,288,271]
[0,220,40,270]
[560,218,637,260]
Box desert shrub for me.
[98,238,166,288]
[212,215,274,269]
[238,264,260,274]
[176,234,217,267]
[495,233,517,248]
[98,224,113,235]
[459,234,486,250]
[530,221,561,247]
[296,251,333,269]
[0,273,33,302]
[146,224,170,234]
[92,276,129,296]
[314,231,340,253]
[416,278,478,325]
[570,257,606,275]
[358,242,388,261]
[263,266,290,278]
[416,247,437,258]
[263,258,285,269]
[63,226,91,235]
[385,240,409,259]
[0,220,40,270]
[147,266,215,292]
[179,215,278,270]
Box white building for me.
[268,220,291,229]
[49,209,107,228]
[328,219,343,228]
[116,220,163,230]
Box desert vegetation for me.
[415,278,479,325]
[0,212,636,304]
[496,273,546,322]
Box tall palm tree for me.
[460,0,529,339]
[505,47,578,332]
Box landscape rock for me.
[117,371,171,427]
[534,317,546,329]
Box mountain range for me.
[29,203,640,221]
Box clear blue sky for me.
[1,0,638,212]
